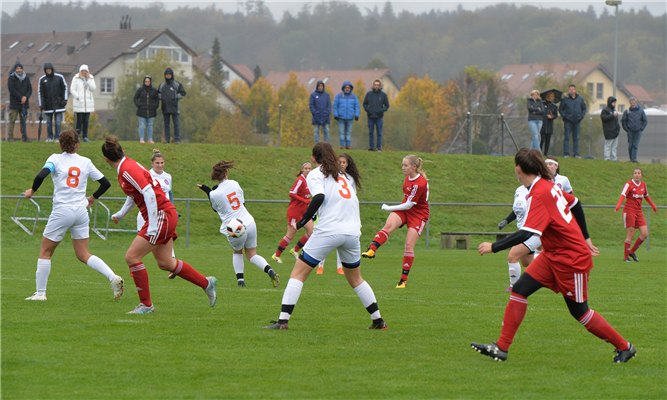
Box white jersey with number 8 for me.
[306,167,361,236]
[208,179,254,234]
[43,152,104,209]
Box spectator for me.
[601,96,621,162]
[540,91,558,155]
[158,67,186,144]
[134,75,159,144]
[363,79,390,152]
[526,89,545,151]
[621,97,648,163]
[309,80,331,143]
[70,64,96,142]
[7,62,32,142]
[38,62,68,143]
[333,81,359,150]
[558,84,587,158]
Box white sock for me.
[353,281,381,320]
[508,262,521,285]
[249,254,269,272]
[319,257,326,268]
[36,259,51,294]
[86,255,116,281]
[534,249,541,258]
[233,253,245,275]
[279,278,304,321]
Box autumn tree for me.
[267,72,311,147]
[229,79,250,105]
[245,77,274,134]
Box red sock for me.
[276,236,291,257]
[497,293,528,351]
[401,252,414,281]
[174,260,208,289]
[578,309,628,350]
[624,240,632,260]
[630,237,645,253]
[370,230,389,252]
[293,234,310,252]
[129,263,151,307]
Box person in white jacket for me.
[70,64,96,142]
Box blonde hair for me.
[530,89,540,96]
[151,148,164,162]
[405,155,428,181]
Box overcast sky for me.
[2,0,665,19]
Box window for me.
[37,43,50,52]
[618,104,625,112]
[500,73,514,81]
[322,77,330,83]
[534,70,548,77]
[49,42,62,52]
[77,41,89,52]
[130,39,145,49]
[8,40,20,49]
[596,83,603,99]
[587,83,594,95]
[547,72,555,78]
[520,73,530,81]
[181,51,188,62]
[21,43,34,53]
[563,70,579,79]
[307,77,317,85]
[100,78,114,94]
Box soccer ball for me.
[226,218,246,238]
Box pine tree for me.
[210,37,223,87]
[253,65,262,83]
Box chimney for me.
[33,57,36,64]
[52,30,56,37]
[566,62,569,68]
[67,45,75,56]
[120,15,125,30]
[86,31,92,39]
[529,64,532,69]
[128,16,131,30]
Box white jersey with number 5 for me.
[307,166,361,236]
[208,179,254,234]
[43,152,104,209]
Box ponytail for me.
[312,142,339,180]
[515,148,553,180]
[102,135,124,161]
[405,154,428,181]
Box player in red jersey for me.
[362,155,429,288]
[472,148,636,363]
[272,162,314,264]
[615,168,658,262]
[101,135,217,314]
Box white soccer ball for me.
[226,218,246,238]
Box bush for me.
[472,139,487,155]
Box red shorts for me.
[525,253,592,303]
[138,208,179,245]
[393,210,428,236]
[623,210,646,229]
[286,217,298,226]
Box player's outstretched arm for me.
[111,196,135,223]
[295,194,324,230]
[614,195,625,213]
[26,167,51,198]
[88,177,111,208]
[646,195,658,213]
[381,201,414,212]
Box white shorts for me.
[302,234,361,266]
[43,206,90,242]
[227,221,258,251]
[523,234,542,253]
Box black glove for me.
[334,117,339,121]
[498,219,508,230]
[61,99,68,107]
[354,116,359,121]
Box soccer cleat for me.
[238,280,246,288]
[623,257,632,262]
[613,343,637,363]
[205,277,217,306]
[337,268,344,275]
[628,253,639,262]
[168,271,177,279]
[25,292,47,301]
[361,248,375,259]
[111,275,124,300]
[505,285,513,292]
[268,270,280,288]
[127,303,154,314]
[262,320,288,330]
[367,320,388,330]
[271,253,283,264]
[290,248,299,260]
[316,267,324,274]
[396,279,407,289]
[471,342,508,362]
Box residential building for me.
[193,55,254,89]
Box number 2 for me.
[550,186,572,223]
[227,192,241,210]
[66,167,81,188]
[338,177,351,199]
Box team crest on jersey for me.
[164,179,170,186]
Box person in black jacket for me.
[526,90,545,151]
[362,79,390,151]
[157,68,186,144]
[134,75,159,144]
[540,91,559,156]
[558,84,587,158]
[7,62,32,141]
[601,96,621,161]
[621,97,648,163]
[38,62,68,142]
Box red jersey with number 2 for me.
[117,157,175,223]
[403,173,429,221]
[521,177,590,270]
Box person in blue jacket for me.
[309,81,331,143]
[621,97,648,163]
[333,81,359,149]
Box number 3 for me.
[66,167,81,188]
[338,177,351,199]
[227,192,241,210]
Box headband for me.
[545,160,558,166]
[301,162,310,169]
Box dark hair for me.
[312,142,339,180]
[545,155,560,174]
[405,154,428,181]
[634,167,643,176]
[515,148,553,180]
[295,162,311,177]
[102,135,124,161]
[151,148,164,163]
[339,153,362,190]
[59,130,79,153]
[569,84,576,89]
[211,160,235,181]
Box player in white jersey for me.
[545,156,573,194]
[263,142,387,330]
[198,160,280,288]
[23,130,124,301]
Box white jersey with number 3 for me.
[43,152,104,209]
[307,166,361,236]
[208,179,254,234]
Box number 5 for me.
[227,192,241,210]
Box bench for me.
[440,231,515,250]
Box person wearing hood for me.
[134,75,159,144]
[363,79,390,151]
[333,81,359,149]
[540,91,559,156]
[38,62,68,142]
[601,96,621,162]
[621,97,648,163]
[157,68,186,144]
[70,64,96,142]
[7,62,32,142]
[309,81,331,143]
